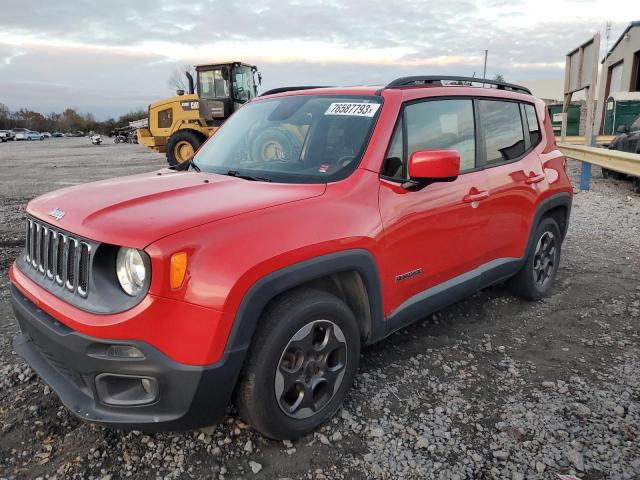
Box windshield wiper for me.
[170,157,201,172]
[224,170,272,182]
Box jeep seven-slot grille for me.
[24,218,91,297]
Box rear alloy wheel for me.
[166,131,203,166]
[237,288,360,439]
[508,217,562,300]
[532,231,557,288]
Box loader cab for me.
[196,62,260,126]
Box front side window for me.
[198,68,229,98]
[232,66,256,105]
[479,100,525,165]
[381,99,476,180]
[193,95,382,183]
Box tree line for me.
[0,103,146,135]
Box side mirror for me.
[405,149,460,188]
[617,124,628,134]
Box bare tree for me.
[168,65,196,92]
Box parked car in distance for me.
[603,115,640,193]
[41,132,52,138]
[52,132,64,138]
[25,131,44,141]
[0,130,15,142]
[10,76,572,439]
[12,128,29,140]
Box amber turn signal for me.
[170,252,188,289]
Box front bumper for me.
[10,283,246,430]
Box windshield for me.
[193,95,382,183]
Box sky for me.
[0,0,634,120]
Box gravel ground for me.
[0,138,639,479]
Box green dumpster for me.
[603,92,640,135]
[548,104,580,136]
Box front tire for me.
[237,288,360,440]
[166,131,203,167]
[508,217,562,300]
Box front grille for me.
[24,218,91,298]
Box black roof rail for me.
[260,86,332,96]
[386,76,531,95]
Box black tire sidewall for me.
[166,131,203,166]
[526,217,562,296]
[240,290,360,439]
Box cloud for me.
[0,0,633,117]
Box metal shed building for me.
[595,20,640,133]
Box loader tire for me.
[167,131,203,166]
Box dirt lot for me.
[1,138,639,480]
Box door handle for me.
[463,190,490,203]
[525,173,546,184]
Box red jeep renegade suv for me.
[10,76,572,439]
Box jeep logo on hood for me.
[48,208,65,220]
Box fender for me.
[524,191,572,254]
[224,249,384,358]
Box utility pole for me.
[483,50,488,79]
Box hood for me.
[27,170,326,248]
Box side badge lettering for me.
[395,268,423,282]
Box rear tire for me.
[508,217,562,300]
[166,131,203,167]
[237,288,360,440]
[602,167,625,180]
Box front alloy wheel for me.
[275,320,348,419]
[237,288,360,439]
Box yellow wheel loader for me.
[138,62,261,165]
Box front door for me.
[378,98,491,320]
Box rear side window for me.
[479,100,525,165]
[524,104,541,146]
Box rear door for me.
[378,98,491,317]
[478,99,545,262]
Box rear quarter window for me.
[524,104,542,146]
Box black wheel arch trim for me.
[525,191,572,251]
[224,249,384,359]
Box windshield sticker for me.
[325,103,380,117]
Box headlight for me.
[116,247,147,296]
